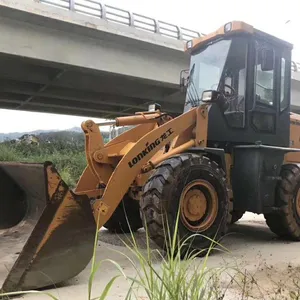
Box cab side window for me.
[254,42,275,106]
[251,41,278,134]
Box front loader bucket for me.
[0,161,96,293]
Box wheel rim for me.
[179,179,218,232]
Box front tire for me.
[140,153,229,257]
[265,164,300,240]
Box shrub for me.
[0,141,86,188]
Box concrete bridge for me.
[0,0,300,119]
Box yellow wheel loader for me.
[1,20,300,293]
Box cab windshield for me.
[185,39,231,109]
[184,37,248,114]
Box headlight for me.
[201,90,220,102]
[202,90,213,102]
[148,103,161,112]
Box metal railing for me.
[39,0,202,41]
[39,0,300,73]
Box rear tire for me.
[140,153,229,257]
[265,164,300,240]
[103,194,143,233]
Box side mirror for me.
[261,48,274,71]
[179,69,189,92]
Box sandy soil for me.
[5,213,300,300]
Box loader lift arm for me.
[76,105,209,230]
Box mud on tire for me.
[140,153,229,257]
[264,164,300,240]
[103,194,143,233]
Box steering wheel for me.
[224,84,236,96]
[210,83,236,96]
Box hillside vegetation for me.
[0,130,109,187]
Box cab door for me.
[249,39,290,147]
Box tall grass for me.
[112,210,231,300]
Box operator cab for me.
[183,21,293,148]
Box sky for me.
[1,0,300,133]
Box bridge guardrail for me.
[40,0,300,73]
[40,0,202,41]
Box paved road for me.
[19,213,300,299]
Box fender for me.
[187,147,227,173]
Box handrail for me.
[40,0,300,73]
[39,0,203,41]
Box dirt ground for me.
[11,213,300,299]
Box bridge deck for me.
[0,0,299,118]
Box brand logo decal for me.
[128,128,174,168]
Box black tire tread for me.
[264,164,300,240]
[140,153,228,254]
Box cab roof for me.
[185,21,293,53]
